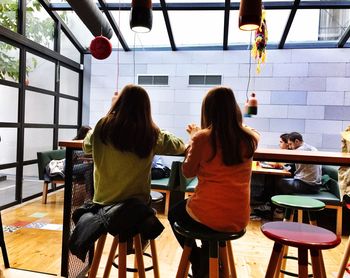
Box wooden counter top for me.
[58,140,350,166]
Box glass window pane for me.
[0,0,18,32]
[59,98,78,125]
[25,90,54,124]
[0,41,20,82]
[286,9,320,42]
[57,11,94,50]
[206,75,221,85]
[0,168,16,206]
[26,0,55,49]
[169,11,224,47]
[0,128,17,164]
[154,76,168,85]
[319,9,350,41]
[22,164,41,199]
[60,66,79,97]
[26,52,55,91]
[113,10,170,48]
[58,128,77,142]
[0,85,18,122]
[60,30,81,63]
[24,128,53,160]
[189,75,205,85]
[138,76,153,85]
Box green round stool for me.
[271,195,325,224]
[271,195,326,278]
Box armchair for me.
[37,149,66,204]
[294,165,343,235]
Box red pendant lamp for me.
[130,0,153,33]
[239,0,262,31]
[90,35,112,60]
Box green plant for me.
[0,0,55,81]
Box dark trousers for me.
[275,178,320,195]
[168,199,210,272]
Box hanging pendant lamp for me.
[130,0,153,33]
[239,0,262,31]
[247,92,258,115]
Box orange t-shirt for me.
[184,128,258,232]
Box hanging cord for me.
[246,31,253,101]
[133,32,136,84]
[115,0,121,91]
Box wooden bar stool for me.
[88,192,162,278]
[271,195,326,277]
[271,195,325,224]
[261,221,341,278]
[174,221,245,278]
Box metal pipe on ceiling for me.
[66,0,113,39]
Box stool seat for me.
[174,222,246,242]
[261,221,341,250]
[271,195,325,211]
[174,221,245,278]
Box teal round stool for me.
[271,195,326,278]
[271,195,325,224]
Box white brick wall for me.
[87,48,350,151]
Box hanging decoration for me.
[251,9,268,74]
[90,35,112,60]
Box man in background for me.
[275,132,322,194]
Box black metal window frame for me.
[0,0,83,209]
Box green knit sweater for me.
[83,120,186,205]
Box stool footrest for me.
[112,252,154,272]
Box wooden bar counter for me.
[58,141,350,276]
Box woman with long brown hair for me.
[168,86,259,277]
[83,84,186,205]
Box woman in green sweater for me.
[83,84,186,205]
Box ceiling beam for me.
[223,0,230,50]
[97,0,130,51]
[49,1,350,11]
[338,24,350,48]
[160,0,177,51]
[278,0,300,49]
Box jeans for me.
[168,199,210,274]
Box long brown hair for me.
[99,84,159,158]
[201,87,258,165]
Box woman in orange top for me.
[168,86,259,277]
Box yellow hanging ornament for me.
[251,10,268,74]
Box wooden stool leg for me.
[164,192,170,216]
[88,234,107,278]
[42,182,48,204]
[176,242,193,278]
[219,242,229,278]
[310,249,324,278]
[209,241,219,278]
[274,245,287,278]
[297,210,303,223]
[226,241,237,278]
[102,237,119,278]
[150,239,160,278]
[298,248,308,278]
[265,242,283,278]
[337,235,350,278]
[134,234,146,278]
[119,241,127,278]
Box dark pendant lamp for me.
[239,0,262,31]
[130,0,153,33]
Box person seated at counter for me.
[83,84,186,206]
[275,132,322,195]
[168,86,260,277]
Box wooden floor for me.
[0,190,349,277]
